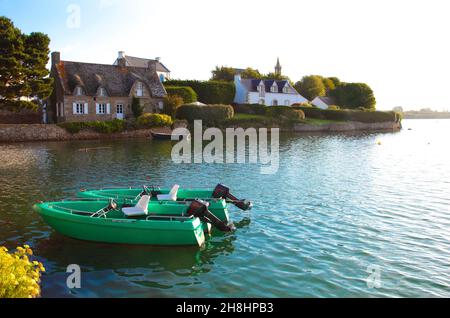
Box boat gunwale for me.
[34,203,202,230]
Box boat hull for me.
[34,204,206,247]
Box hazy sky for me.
[2,0,450,111]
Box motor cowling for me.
[212,184,253,211]
[187,200,235,233]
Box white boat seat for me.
[157,184,180,201]
[122,195,150,217]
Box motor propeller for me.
[187,200,235,232]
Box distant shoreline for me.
[403,112,450,119]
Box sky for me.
[1,0,450,111]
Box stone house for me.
[48,52,167,123]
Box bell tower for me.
[275,57,282,76]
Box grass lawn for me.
[232,113,268,120]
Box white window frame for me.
[74,102,85,114]
[272,100,278,106]
[99,87,107,97]
[75,87,84,96]
[259,84,265,97]
[271,84,278,93]
[116,104,124,114]
[97,103,107,114]
[136,82,143,97]
[283,86,289,93]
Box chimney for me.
[148,60,157,73]
[51,51,60,65]
[117,51,126,67]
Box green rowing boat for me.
[78,184,253,223]
[33,198,234,247]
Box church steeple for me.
[275,57,282,76]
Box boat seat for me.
[157,184,180,201]
[122,195,150,217]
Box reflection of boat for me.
[151,131,191,141]
[33,198,234,247]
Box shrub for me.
[162,95,184,118]
[0,245,45,298]
[57,122,83,134]
[292,102,314,108]
[327,105,341,110]
[164,86,198,104]
[265,106,305,121]
[232,103,267,115]
[176,104,234,125]
[131,96,144,118]
[137,113,173,128]
[164,80,235,104]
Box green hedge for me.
[58,119,125,134]
[165,80,235,104]
[232,103,267,115]
[176,104,234,125]
[233,104,305,121]
[137,113,173,128]
[292,106,400,123]
[164,86,198,103]
[266,106,305,121]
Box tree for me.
[241,67,263,79]
[22,32,53,102]
[211,66,235,82]
[294,75,326,101]
[327,77,341,88]
[131,96,144,118]
[330,82,376,110]
[264,72,291,82]
[162,95,183,118]
[321,77,336,92]
[0,17,52,111]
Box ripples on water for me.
[0,119,450,297]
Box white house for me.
[234,74,308,106]
[311,96,336,110]
[113,51,171,82]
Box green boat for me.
[78,184,253,223]
[33,197,234,247]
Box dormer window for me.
[98,87,107,97]
[271,84,278,93]
[258,84,265,97]
[283,86,289,94]
[136,82,143,97]
[75,86,84,96]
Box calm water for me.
[1,119,450,298]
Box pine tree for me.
[0,16,53,111]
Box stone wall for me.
[0,124,170,143]
[292,121,401,132]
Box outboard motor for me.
[212,184,253,211]
[187,200,235,232]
